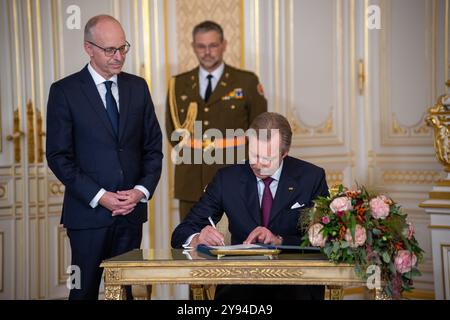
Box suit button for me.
[204,107,209,112]
[119,170,123,175]
[180,108,185,113]
[204,121,209,126]
[119,148,124,152]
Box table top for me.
[101,249,340,266]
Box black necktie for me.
[104,81,119,137]
[204,74,213,102]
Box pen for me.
[208,216,225,246]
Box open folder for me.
[196,243,320,258]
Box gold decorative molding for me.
[426,88,450,171]
[0,185,6,199]
[325,285,344,300]
[290,111,334,136]
[49,182,64,196]
[0,78,2,153]
[441,244,450,300]
[105,268,122,282]
[6,109,23,163]
[391,113,431,137]
[26,101,35,163]
[382,170,441,185]
[0,232,3,292]
[325,171,344,188]
[58,226,68,284]
[36,108,45,163]
[104,285,125,300]
[190,268,304,278]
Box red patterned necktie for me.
[261,177,274,227]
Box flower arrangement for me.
[300,184,424,299]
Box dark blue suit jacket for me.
[171,156,328,247]
[46,65,163,229]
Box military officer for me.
[166,20,267,221]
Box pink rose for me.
[345,224,367,247]
[308,223,326,247]
[329,197,353,213]
[321,216,330,224]
[394,250,417,273]
[370,197,390,219]
[404,222,415,240]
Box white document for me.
[206,244,265,250]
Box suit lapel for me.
[240,165,261,226]
[269,158,298,224]
[206,64,234,105]
[79,66,117,140]
[117,74,130,143]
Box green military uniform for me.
[166,64,267,220]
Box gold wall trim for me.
[0,232,3,292]
[57,226,67,284]
[142,0,152,90]
[11,0,23,124]
[288,0,343,147]
[49,181,64,196]
[441,243,450,299]
[445,0,448,94]
[382,170,441,185]
[325,170,344,188]
[0,185,6,199]
[429,191,450,200]
[0,77,2,152]
[380,0,435,146]
[26,101,35,163]
[420,203,450,209]
[240,0,245,68]
[273,0,280,113]
[429,225,450,230]
[51,0,60,80]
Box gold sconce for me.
[426,81,450,172]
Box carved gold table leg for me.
[325,285,344,300]
[191,284,207,300]
[132,285,152,300]
[374,287,391,300]
[104,285,125,300]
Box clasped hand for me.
[99,189,145,216]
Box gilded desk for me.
[100,249,370,300]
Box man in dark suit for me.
[46,15,163,300]
[171,112,328,299]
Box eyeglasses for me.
[87,40,131,57]
[193,42,221,52]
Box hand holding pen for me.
[208,216,226,246]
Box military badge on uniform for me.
[257,83,265,96]
[222,88,244,100]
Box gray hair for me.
[192,20,224,42]
[248,112,292,154]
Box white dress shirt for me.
[198,63,224,99]
[182,161,284,248]
[256,161,284,205]
[87,63,150,208]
